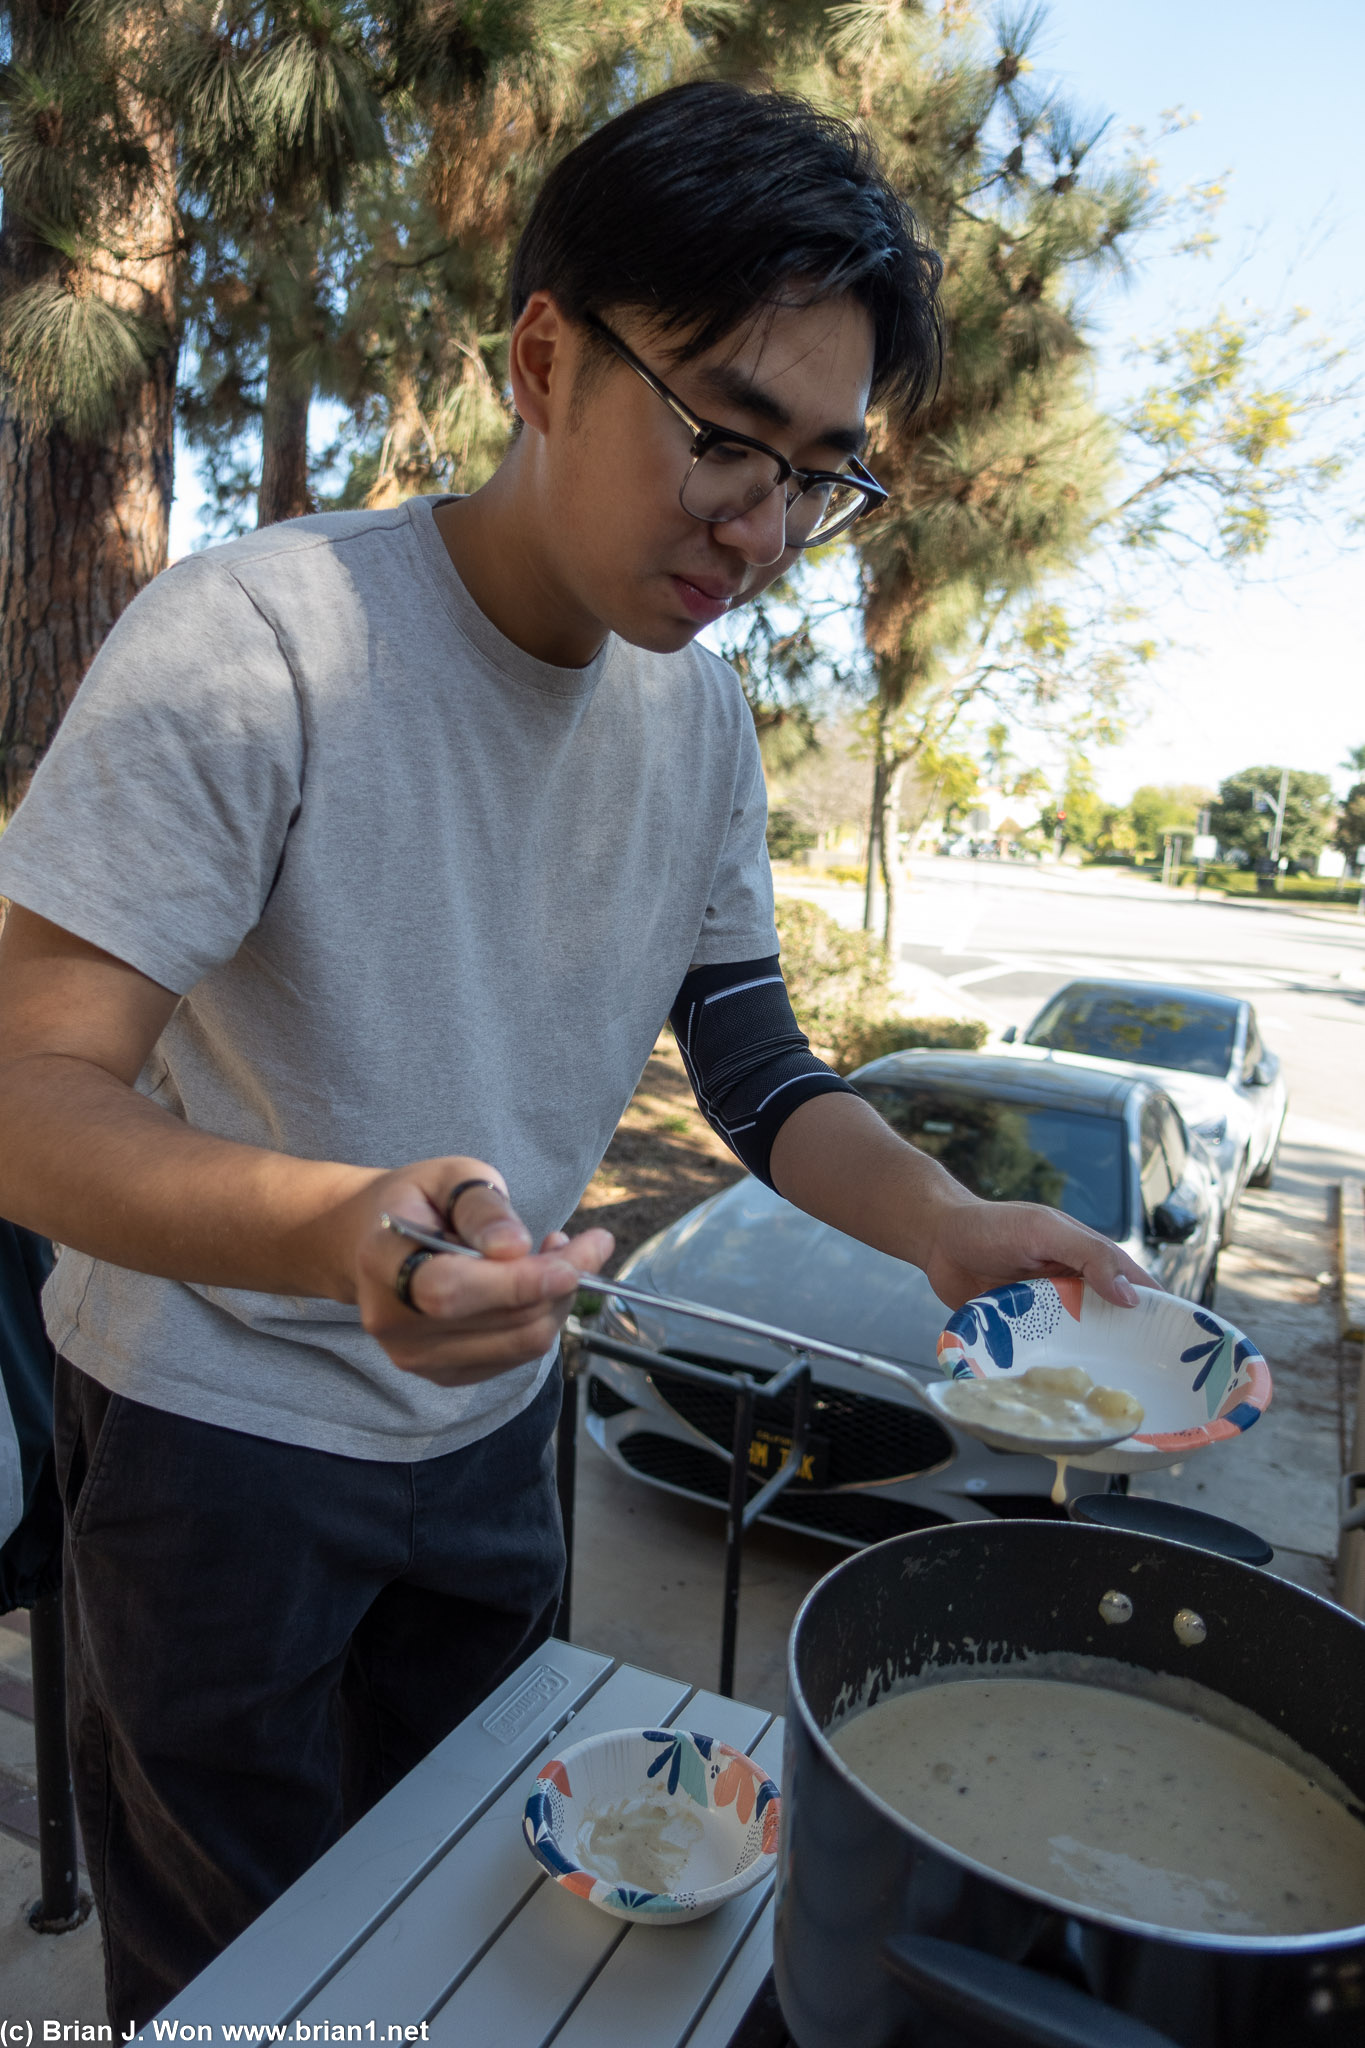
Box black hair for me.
[510,80,943,416]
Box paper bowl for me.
[521,1726,780,1924]
[935,1277,1272,1474]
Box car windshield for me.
[1024,989,1237,1079]
[854,1082,1128,1239]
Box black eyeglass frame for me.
[584,313,887,550]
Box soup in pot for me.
[830,1675,1365,1937]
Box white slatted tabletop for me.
[151,1643,784,2048]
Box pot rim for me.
[787,1519,1365,1956]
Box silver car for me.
[582,1051,1223,1547]
[1003,981,1289,1221]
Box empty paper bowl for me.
[522,1726,780,1924]
[935,1277,1272,1475]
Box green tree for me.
[907,740,980,840]
[698,12,1359,947]
[1335,785,1365,867]
[1111,308,1356,564]
[0,0,180,814]
[1039,755,1104,851]
[814,4,1144,943]
[1337,745,1365,869]
[166,1,390,529]
[318,2,670,522]
[1093,803,1138,858]
[1127,781,1215,858]
[1210,766,1335,869]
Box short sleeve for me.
[688,696,778,970]
[0,556,304,994]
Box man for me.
[0,82,1148,2024]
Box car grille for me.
[645,1349,954,1486]
[586,1374,636,1420]
[616,1431,958,1544]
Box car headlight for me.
[600,1294,640,1342]
[1192,1117,1227,1144]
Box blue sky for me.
[169,2,1364,801]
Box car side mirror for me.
[1151,1199,1199,1245]
[1001,1025,1017,1043]
[1251,1058,1274,1087]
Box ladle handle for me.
[378,1213,933,1405]
[882,1933,1176,2048]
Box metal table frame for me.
[559,1324,813,1700]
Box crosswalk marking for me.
[926,949,1309,995]
[946,961,1037,988]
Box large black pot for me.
[774,1521,1365,2048]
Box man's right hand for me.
[351,1159,614,1387]
[0,912,613,1388]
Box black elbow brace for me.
[669,954,855,1190]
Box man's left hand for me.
[919,1192,1153,1311]
[770,1090,1157,1311]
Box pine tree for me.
[165,3,389,528]
[0,0,180,814]
[735,3,1145,943]
[322,2,675,514]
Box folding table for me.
[152,1641,787,2048]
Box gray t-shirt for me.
[0,496,776,1459]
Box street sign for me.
[1192,834,1218,861]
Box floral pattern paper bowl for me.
[521,1726,780,1924]
[936,1277,1272,1475]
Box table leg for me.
[27,1586,88,1933]
[554,1356,579,1642]
[720,1378,756,1698]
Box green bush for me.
[775,897,989,1075]
[775,896,891,1041]
[829,1012,990,1075]
[1171,864,1360,902]
[825,863,868,886]
[766,807,816,861]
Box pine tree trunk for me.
[257,334,311,527]
[0,357,177,815]
[0,7,179,818]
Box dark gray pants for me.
[53,1356,565,2032]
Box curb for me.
[1335,1178,1365,1619]
[1341,1178,1365,1346]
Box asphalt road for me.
[897,857,1365,1181]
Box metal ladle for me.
[377,1214,1143,1457]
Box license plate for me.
[747,1426,830,1488]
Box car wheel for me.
[1199,1257,1219,1309]
[1247,1144,1277,1191]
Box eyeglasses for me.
[585,314,887,551]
